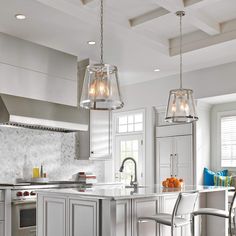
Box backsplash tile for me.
[0,126,104,183]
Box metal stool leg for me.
[229,216,233,236]
[191,215,195,236]
[137,220,140,236]
[171,225,174,236]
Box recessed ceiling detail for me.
[1,0,236,86]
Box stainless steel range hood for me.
[0,94,88,132]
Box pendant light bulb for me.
[80,0,124,110]
[165,11,198,123]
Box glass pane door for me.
[116,135,144,185]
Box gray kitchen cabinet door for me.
[174,135,193,185]
[0,221,4,236]
[132,197,159,236]
[69,199,99,236]
[156,137,174,185]
[116,200,132,236]
[43,197,67,236]
[90,110,112,160]
[156,134,193,186]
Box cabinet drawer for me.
[0,204,4,221]
[0,191,4,201]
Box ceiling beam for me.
[129,8,169,27]
[131,0,220,35]
[81,0,94,5]
[184,0,222,9]
[169,18,236,56]
[188,12,220,35]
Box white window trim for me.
[112,108,146,184]
[216,110,236,169]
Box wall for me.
[195,102,211,185]
[120,61,236,185]
[0,126,104,183]
[211,101,236,172]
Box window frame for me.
[217,110,236,168]
[112,109,146,184]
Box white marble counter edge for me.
[36,186,234,200]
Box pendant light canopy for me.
[165,11,198,123]
[80,0,124,110]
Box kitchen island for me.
[37,185,232,236]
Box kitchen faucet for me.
[119,157,138,188]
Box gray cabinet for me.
[132,197,159,236]
[156,124,193,186]
[116,200,132,236]
[42,196,67,236]
[90,110,112,160]
[69,199,99,236]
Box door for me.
[43,197,66,236]
[115,134,144,185]
[174,135,193,185]
[156,137,174,185]
[69,199,99,236]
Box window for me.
[221,116,236,167]
[113,110,145,185]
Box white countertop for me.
[36,185,234,200]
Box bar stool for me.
[137,192,199,236]
[191,190,236,236]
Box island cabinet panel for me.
[160,195,190,236]
[69,199,99,236]
[116,200,132,236]
[42,196,67,236]
[132,197,159,236]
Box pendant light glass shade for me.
[80,0,124,110]
[165,11,198,123]
[165,89,198,123]
[80,64,124,110]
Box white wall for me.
[211,101,236,172]
[120,61,236,185]
[195,102,211,185]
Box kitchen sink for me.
[125,185,147,189]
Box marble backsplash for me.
[0,126,104,183]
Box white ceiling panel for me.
[0,0,235,86]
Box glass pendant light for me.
[165,11,198,123]
[80,0,124,110]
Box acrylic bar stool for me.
[137,192,199,236]
[191,190,236,236]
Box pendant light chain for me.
[100,0,104,64]
[177,11,185,89]
[179,12,183,89]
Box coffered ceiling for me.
[0,0,236,85]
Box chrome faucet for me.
[119,157,138,188]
